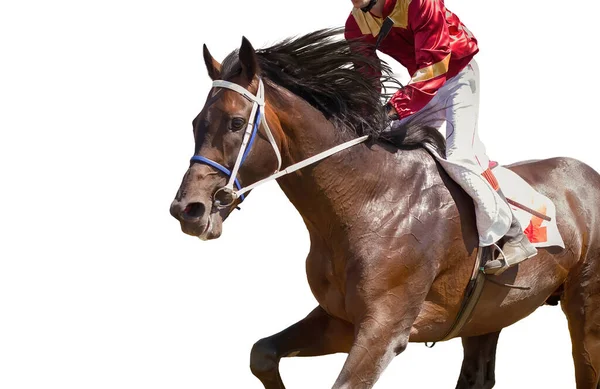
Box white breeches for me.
[394,59,512,246]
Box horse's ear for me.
[203,44,221,80]
[239,36,257,81]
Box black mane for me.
[220,28,446,156]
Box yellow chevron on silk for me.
[351,0,412,37]
[410,53,451,83]
[388,0,411,29]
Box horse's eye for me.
[230,117,246,131]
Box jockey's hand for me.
[382,104,399,133]
[385,103,399,121]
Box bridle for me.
[190,78,368,209]
[190,78,280,206]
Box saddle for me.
[487,161,563,249]
[433,161,565,344]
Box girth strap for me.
[437,246,488,343]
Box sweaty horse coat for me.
[170,30,600,389]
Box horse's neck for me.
[271,93,357,227]
[271,91,416,240]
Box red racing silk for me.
[345,0,479,119]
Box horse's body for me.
[170,30,600,388]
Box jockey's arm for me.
[388,0,451,120]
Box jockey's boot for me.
[483,191,538,275]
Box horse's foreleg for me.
[249,306,354,389]
[331,286,429,389]
[455,331,501,389]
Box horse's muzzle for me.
[170,198,222,240]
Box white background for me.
[1,1,597,388]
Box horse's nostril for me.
[183,202,205,219]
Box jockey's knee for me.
[446,150,481,168]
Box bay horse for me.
[169,29,600,389]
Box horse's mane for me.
[220,28,446,156]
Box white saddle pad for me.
[492,166,565,248]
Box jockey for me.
[345,0,537,274]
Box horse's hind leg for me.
[455,331,501,389]
[250,306,354,389]
[562,262,600,389]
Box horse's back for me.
[509,156,600,192]
[509,156,600,249]
[457,157,600,336]
[412,156,600,340]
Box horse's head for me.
[170,38,282,240]
[170,28,407,240]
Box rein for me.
[190,78,369,208]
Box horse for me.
[169,29,600,389]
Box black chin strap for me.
[360,0,378,13]
[375,17,394,50]
[358,0,392,50]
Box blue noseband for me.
[189,109,263,202]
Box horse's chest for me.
[305,249,350,322]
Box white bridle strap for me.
[254,81,282,172]
[225,96,260,191]
[212,80,265,105]
[236,135,369,197]
[212,79,282,177]
[210,78,368,201]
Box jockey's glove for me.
[385,103,399,121]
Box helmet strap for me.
[360,0,378,13]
